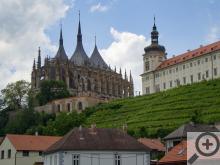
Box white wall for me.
[44,151,150,165]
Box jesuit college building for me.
[141,18,220,95]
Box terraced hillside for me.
[84,79,220,137]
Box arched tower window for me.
[87,79,91,91]
[78,102,83,111]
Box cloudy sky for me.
[0,0,220,94]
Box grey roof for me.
[90,45,108,69]
[70,20,90,66]
[45,128,151,154]
[55,28,68,61]
[164,123,219,140]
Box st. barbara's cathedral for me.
[32,14,134,113]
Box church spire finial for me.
[77,10,82,42]
[151,16,159,44]
[37,47,41,69]
[59,22,63,46]
[33,58,36,70]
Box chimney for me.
[35,131,39,136]
[122,124,128,133]
[90,124,97,134]
[79,125,84,140]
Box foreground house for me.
[44,127,151,165]
[0,137,3,145]
[163,122,218,152]
[158,141,186,165]
[0,134,61,165]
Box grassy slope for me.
[84,79,220,136]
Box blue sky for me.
[0,0,219,92]
[47,0,220,58]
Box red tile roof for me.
[6,134,61,151]
[156,41,220,70]
[138,138,165,152]
[159,141,187,164]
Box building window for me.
[163,83,166,89]
[67,103,71,112]
[198,73,201,81]
[169,81,172,88]
[214,68,217,76]
[206,70,209,78]
[176,79,180,86]
[183,65,185,70]
[213,55,216,60]
[1,150,4,159]
[190,75,193,83]
[50,156,52,165]
[176,67,178,72]
[57,104,61,112]
[183,77,186,84]
[145,76,149,81]
[169,69,172,74]
[8,150,11,159]
[190,63,193,67]
[115,154,121,165]
[197,60,200,65]
[73,154,80,165]
[205,58,208,62]
[146,87,150,94]
[78,102,83,111]
[155,85,160,92]
[145,61,150,71]
[22,151,29,157]
[54,155,57,165]
[39,152,42,156]
[163,71,165,76]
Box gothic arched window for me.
[78,102,83,111]
[87,79,91,91]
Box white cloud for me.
[90,3,108,12]
[100,27,150,95]
[206,26,220,43]
[0,0,69,89]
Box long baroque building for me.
[32,15,133,112]
[141,18,220,95]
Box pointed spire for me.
[77,10,82,42]
[95,35,97,46]
[130,70,133,84]
[120,68,122,75]
[33,59,36,70]
[125,69,127,80]
[59,23,63,46]
[151,16,159,44]
[37,47,41,69]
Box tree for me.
[1,80,30,110]
[36,80,70,105]
[191,110,202,124]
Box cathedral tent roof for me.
[90,44,108,69]
[55,28,68,61]
[70,18,90,66]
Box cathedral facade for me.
[141,18,220,95]
[31,16,133,112]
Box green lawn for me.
[84,79,220,137]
